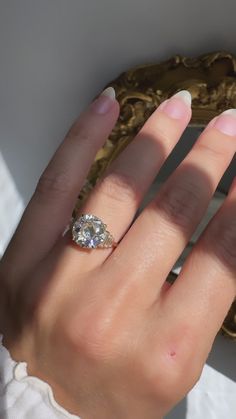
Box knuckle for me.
[154,127,173,149]
[142,323,202,402]
[210,216,236,271]
[72,333,109,362]
[63,307,119,362]
[96,172,142,205]
[196,141,226,162]
[155,361,202,404]
[157,180,201,230]
[139,359,181,405]
[75,130,91,144]
[67,122,92,145]
[35,170,70,199]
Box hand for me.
[0,87,235,419]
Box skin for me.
[0,90,235,419]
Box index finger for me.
[1,87,119,278]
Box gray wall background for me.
[0,1,236,419]
[0,0,236,203]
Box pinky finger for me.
[163,178,236,359]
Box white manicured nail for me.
[91,86,116,114]
[221,109,236,117]
[101,86,116,100]
[173,90,192,106]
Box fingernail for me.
[173,90,192,106]
[91,86,116,115]
[210,109,236,136]
[159,90,192,119]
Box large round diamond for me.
[72,214,107,248]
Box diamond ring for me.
[71,214,117,249]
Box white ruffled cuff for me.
[0,334,80,419]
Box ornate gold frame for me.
[76,51,236,340]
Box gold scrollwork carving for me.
[75,51,236,340]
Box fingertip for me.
[157,91,192,121]
[173,90,192,106]
[101,86,116,100]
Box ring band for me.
[71,214,117,249]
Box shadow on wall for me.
[165,333,236,419]
[165,398,187,419]
[207,334,236,383]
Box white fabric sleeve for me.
[0,335,80,419]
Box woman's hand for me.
[0,87,235,419]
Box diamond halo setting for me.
[71,214,116,249]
